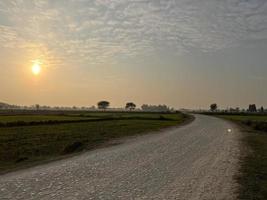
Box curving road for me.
[0,115,240,200]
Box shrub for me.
[63,142,84,154]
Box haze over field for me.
[0,0,267,108]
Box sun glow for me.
[32,62,41,75]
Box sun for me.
[32,63,41,75]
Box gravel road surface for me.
[0,114,240,200]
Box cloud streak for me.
[0,0,267,66]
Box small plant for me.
[63,142,84,154]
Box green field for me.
[0,115,90,123]
[217,114,267,122]
[0,112,185,128]
[0,112,189,174]
[216,114,267,200]
[0,112,181,123]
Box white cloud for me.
[0,0,266,65]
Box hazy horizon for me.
[1,0,267,109]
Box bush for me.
[62,142,84,154]
[254,122,267,132]
[15,157,28,163]
[242,120,267,133]
[243,120,252,126]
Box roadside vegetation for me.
[216,114,267,133]
[0,111,190,174]
[208,113,267,200]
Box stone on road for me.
[0,115,240,200]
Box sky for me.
[0,0,267,109]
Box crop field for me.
[216,114,267,122]
[0,111,189,174]
[0,115,90,123]
[0,112,184,128]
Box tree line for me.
[210,103,266,113]
[0,101,172,112]
[97,101,136,110]
[97,101,172,112]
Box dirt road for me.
[0,114,240,199]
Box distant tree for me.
[248,104,257,112]
[97,101,110,110]
[260,106,264,113]
[0,102,10,109]
[210,103,218,112]
[229,107,235,112]
[42,105,50,110]
[141,104,149,111]
[230,107,240,113]
[141,104,170,112]
[125,102,136,110]
[36,104,40,110]
[90,105,96,110]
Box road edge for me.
[0,113,195,176]
[212,116,267,200]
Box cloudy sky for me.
[0,0,267,109]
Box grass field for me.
[0,111,189,174]
[0,115,90,123]
[217,114,267,122]
[215,114,267,200]
[0,112,184,128]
